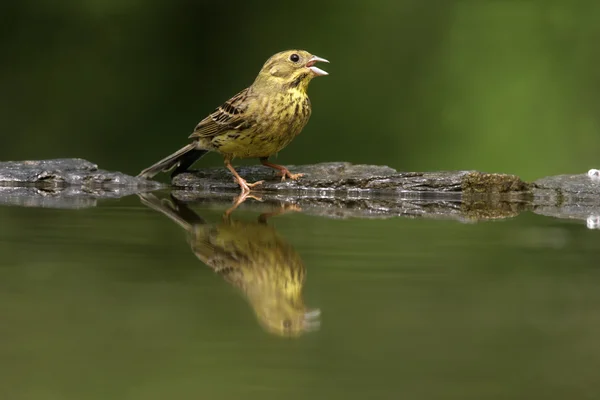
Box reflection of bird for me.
[137,49,329,193]
[139,192,320,337]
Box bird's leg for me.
[225,159,264,194]
[223,192,263,220]
[259,157,304,181]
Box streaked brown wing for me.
[189,88,252,139]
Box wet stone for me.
[532,173,600,205]
[0,158,161,188]
[172,162,531,195]
[0,158,162,208]
[1,159,599,226]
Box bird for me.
[138,192,320,337]
[137,49,329,193]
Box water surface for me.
[1,194,599,399]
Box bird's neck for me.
[252,75,311,96]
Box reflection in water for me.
[139,193,320,337]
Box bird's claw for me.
[224,191,264,218]
[232,191,263,203]
[278,170,304,182]
[237,179,264,194]
[245,193,264,202]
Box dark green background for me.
[2,1,599,181]
[3,3,600,398]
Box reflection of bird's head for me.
[255,299,321,338]
[235,235,319,337]
[253,50,329,92]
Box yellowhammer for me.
[138,50,329,193]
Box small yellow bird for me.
[138,50,329,193]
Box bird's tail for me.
[137,192,207,231]
[137,144,208,179]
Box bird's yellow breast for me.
[211,89,312,159]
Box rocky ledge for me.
[0,159,598,226]
[0,159,161,188]
[172,162,532,195]
[0,158,162,208]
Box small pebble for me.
[587,215,600,230]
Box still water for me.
[1,193,599,399]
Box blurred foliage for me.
[1,0,599,180]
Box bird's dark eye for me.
[283,320,292,329]
[289,53,300,63]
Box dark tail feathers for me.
[137,144,208,179]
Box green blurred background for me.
[1,0,599,181]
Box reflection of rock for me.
[0,185,151,209]
[139,193,319,337]
[171,190,527,223]
[0,186,99,209]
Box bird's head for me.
[253,295,321,338]
[253,50,329,92]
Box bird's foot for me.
[224,191,263,218]
[240,193,263,203]
[236,178,264,194]
[277,168,304,182]
[247,180,265,187]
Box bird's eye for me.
[289,53,300,63]
[283,320,292,329]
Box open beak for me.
[306,55,329,76]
